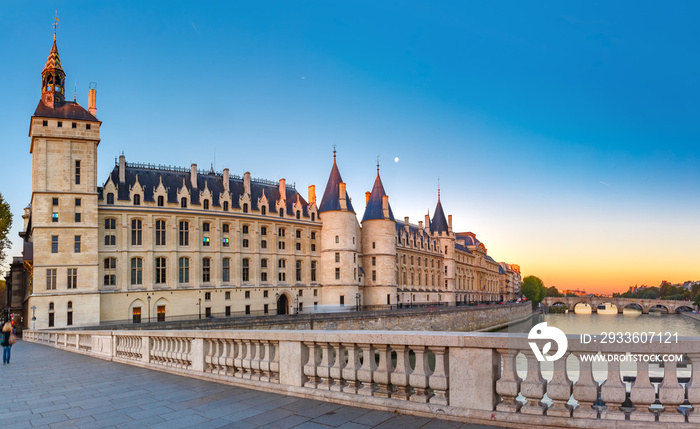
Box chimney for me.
[339,182,347,210]
[448,215,453,233]
[425,213,431,233]
[223,168,229,192]
[88,87,97,116]
[279,178,286,201]
[244,172,251,195]
[382,195,389,218]
[119,154,126,183]
[418,220,423,230]
[190,164,198,188]
[308,185,316,205]
[404,216,410,232]
[365,191,371,204]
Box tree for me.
[695,293,700,309]
[0,193,11,266]
[546,286,562,297]
[522,275,546,305]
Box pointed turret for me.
[318,152,355,213]
[431,188,449,234]
[361,166,394,221]
[41,39,66,107]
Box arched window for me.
[48,302,55,327]
[203,199,209,210]
[133,194,141,206]
[67,301,73,326]
[181,197,187,208]
[106,193,114,204]
[157,195,164,207]
[223,201,229,211]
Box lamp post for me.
[293,294,299,315]
[396,293,400,309]
[355,292,360,312]
[275,293,279,315]
[147,295,151,324]
[197,298,202,319]
[31,305,36,330]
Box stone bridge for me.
[542,296,696,314]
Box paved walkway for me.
[1,341,496,429]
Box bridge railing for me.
[23,329,700,427]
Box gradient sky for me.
[1,1,698,294]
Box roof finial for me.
[333,145,337,162]
[53,11,60,41]
[376,156,380,175]
[74,81,77,101]
[438,177,441,200]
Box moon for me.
[394,157,399,163]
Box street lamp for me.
[147,295,151,324]
[396,293,400,309]
[355,292,360,312]
[293,294,299,315]
[275,293,279,315]
[31,305,36,330]
[197,298,202,319]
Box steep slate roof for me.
[361,173,395,222]
[318,160,354,213]
[102,164,310,217]
[454,242,472,254]
[33,100,98,121]
[431,197,449,233]
[44,40,63,71]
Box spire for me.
[41,17,66,107]
[431,184,449,234]
[318,150,355,213]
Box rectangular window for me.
[222,258,230,282]
[242,259,249,282]
[298,302,303,313]
[131,258,143,285]
[46,269,57,290]
[225,291,231,300]
[74,236,81,253]
[75,198,81,206]
[225,306,231,316]
[203,237,210,246]
[245,291,250,299]
[51,236,58,253]
[340,295,345,306]
[296,230,301,239]
[311,232,316,239]
[72,122,77,129]
[242,238,249,248]
[264,304,269,314]
[278,240,285,250]
[263,290,268,298]
[314,289,318,297]
[261,240,267,249]
[372,270,376,281]
[296,261,302,282]
[335,267,340,280]
[57,121,63,128]
[131,219,142,246]
[155,220,166,246]
[372,257,376,266]
[132,307,141,324]
[179,221,189,246]
[43,120,48,127]
[335,252,340,263]
[52,197,59,206]
[75,160,81,185]
[179,258,190,283]
[86,124,91,130]
[222,237,230,247]
[48,312,54,327]
[205,292,211,301]
[245,305,251,315]
[311,261,316,282]
[223,224,229,233]
[52,212,58,222]
[74,212,81,223]
[202,258,211,282]
[203,222,210,232]
[261,226,267,235]
[67,268,78,289]
[298,290,303,297]
[205,307,211,318]
[105,218,116,246]
[157,305,165,322]
[278,228,285,237]
[156,258,167,284]
[242,225,249,234]
[261,271,267,282]
[311,244,316,252]
[296,242,301,251]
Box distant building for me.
[18,35,520,328]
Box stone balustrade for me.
[23,329,700,428]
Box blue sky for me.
[1,1,698,292]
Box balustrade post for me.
[546,352,572,417]
[357,343,377,396]
[191,338,205,372]
[629,357,656,421]
[141,336,150,363]
[600,356,626,420]
[409,346,432,403]
[658,359,686,422]
[259,341,272,382]
[520,350,547,415]
[572,352,598,419]
[341,343,362,394]
[391,345,412,400]
[234,339,246,378]
[279,340,306,387]
[686,352,700,423]
[373,344,394,398]
[496,348,521,413]
[317,342,335,390]
[329,342,346,392]
[225,339,236,377]
[242,339,255,379]
[303,341,321,388]
[450,347,499,411]
[251,341,262,380]
[428,346,449,405]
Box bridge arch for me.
[648,304,669,313]
[675,305,694,313]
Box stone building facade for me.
[19,36,520,328]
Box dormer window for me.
[261,206,266,215]
[133,194,140,206]
[181,197,187,208]
[203,200,209,210]
[157,196,164,207]
[223,201,229,211]
[106,193,114,205]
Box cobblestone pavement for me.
[1,341,498,429]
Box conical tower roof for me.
[431,190,449,233]
[318,157,355,213]
[361,172,394,222]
